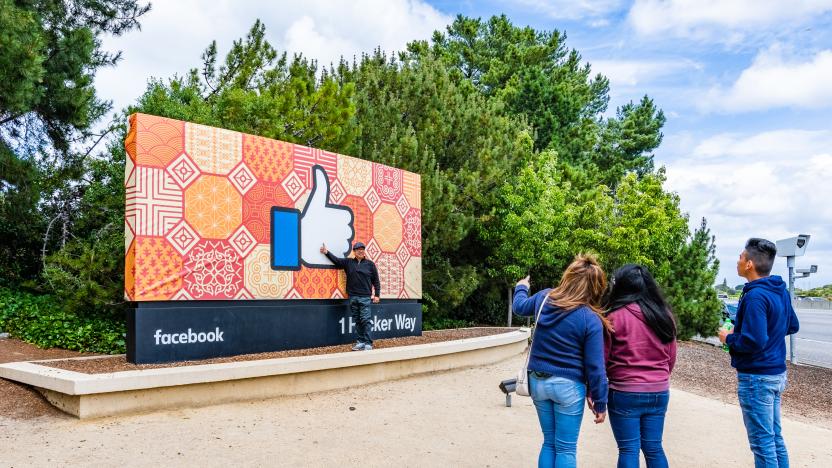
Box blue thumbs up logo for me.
[270,165,354,270]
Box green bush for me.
[0,288,125,353]
[423,316,473,331]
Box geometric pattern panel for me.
[338,154,372,196]
[403,257,422,299]
[133,237,184,301]
[373,164,403,203]
[184,239,243,300]
[228,224,257,258]
[403,208,422,257]
[293,145,337,187]
[292,267,338,299]
[377,252,404,298]
[126,167,183,236]
[165,220,200,256]
[243,135,294,182]
[184,175,242,240]
[243,134,294,182]
[228,161,257,196]
[403,171,421,210]
[242,182,293,243]
[166,152,200,189]
[185,122,242,175]
[126,113,421,301]
[342,195,373,246]
[244,245,293,298]
[132,114,184,168]
[373,204,403,253]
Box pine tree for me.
[0,0,149,286]
[664,218,723,339]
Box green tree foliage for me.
[0,0,149,286]
[334,51,534,315]
[664,218,723,339]
[406,15,609,155]
[404,15,664,190]
[715,278,732,293]
[4,15,726,349]
[797,284,832,299]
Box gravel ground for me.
[673,341,832,426]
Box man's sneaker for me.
[363,344,373,351]
[351,342,365,351]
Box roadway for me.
[787,308,832,368]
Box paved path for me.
[2,354,831,467]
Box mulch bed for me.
[672,341,832,424]
[0,338,98,420]
[38,328,513,374]
[0,329,514,419]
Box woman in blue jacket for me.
[513,254,611,468]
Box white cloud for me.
[94,0,451,117]
[661,129,832,284]
[628,0,832,40]
[512,0,626,20]
[591,58,701,87]
[699,45,832,112]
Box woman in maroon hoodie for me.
[604,264,677,468]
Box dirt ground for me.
[672,341,832,425]
[2,347,831,467]
[0,338,96,420]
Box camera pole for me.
[787,256,797,364]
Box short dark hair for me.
[745,238,777,275]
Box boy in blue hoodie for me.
[719,238,799,468]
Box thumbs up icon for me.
[271,165,355,270]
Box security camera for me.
[796,265,818,275]
[776,234,810,257]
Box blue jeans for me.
[737,372,789,468]
[607,389,670,468]
[529,373,586,468]
[349,296,373,345]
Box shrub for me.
[423,316,473,331]
[0,288,125,353]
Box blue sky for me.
[95,0,832,288]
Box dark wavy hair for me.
[606,264,676,343]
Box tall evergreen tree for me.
[0,0,149,286]
[664,218,723,339]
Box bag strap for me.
[522,294,548,371]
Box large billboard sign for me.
[124,113,422,302]
[123,114,423,363]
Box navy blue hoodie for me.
[726,275,799,374]
[513,285,608,413]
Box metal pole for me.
[507,287,513,327]
[787,256,797,364]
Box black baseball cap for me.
[352,242,366,250]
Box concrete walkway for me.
[2,353,831,467]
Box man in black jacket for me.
[320,242,381,351]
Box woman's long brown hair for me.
[547,254,612,331]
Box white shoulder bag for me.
[516,297,547,397]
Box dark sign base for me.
[127,299,422,364]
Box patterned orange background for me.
[125,113,422,301]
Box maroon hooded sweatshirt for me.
[604,302,677,392]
